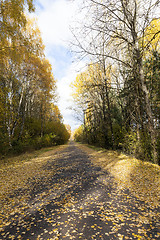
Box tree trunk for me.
[7,119,12,148]
[136,49,158,164]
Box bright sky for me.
[31,0,85,131]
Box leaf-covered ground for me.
[77,144,160,207]
[0,142,160,239]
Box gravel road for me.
[0,142,159,239]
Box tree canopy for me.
[71,0,160,164]
[0,0,70,155]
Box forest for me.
[0,1,160,239]
[0,0,159,165]
[0,0,70,156]
[72,0,160,165]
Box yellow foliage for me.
[71,63,112,105]
[143,18,160,54]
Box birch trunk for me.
[135,49,158,164]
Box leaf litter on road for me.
[0,142,160,239]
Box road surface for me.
[0,142,159,239]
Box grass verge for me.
[76,143,160,207]
[0,144,68,202]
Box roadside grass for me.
[76,143,160,207]
[0,145,66,168]
[0,144,68,226]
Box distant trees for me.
[71,0,160,164]
[72,63,123,148]
[73,125,84,143]
[0,1,70,155]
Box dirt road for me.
[0,142,159,239]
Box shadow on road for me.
[1,143,159,239]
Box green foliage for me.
[112,123,124,149]
[123,131,140,156]
[144,50,160,121]
[71,7,160,164]
[72,51,160,163]
[0,133,10,156]
[157,131,160,165]
[73,125,84,142]
[95,130,106,148]
[45,121,70,145]
[0,117,70,155]
[25,118,41,137]
[122,130,153,161]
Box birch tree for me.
[72,0,160,163]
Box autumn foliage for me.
[0,1,70,155]
[72,16,160,164]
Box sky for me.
[31,0,85,131]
